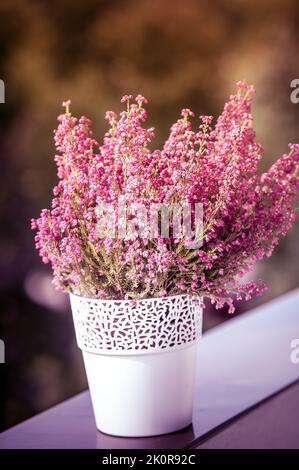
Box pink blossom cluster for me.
[31,83,299,312]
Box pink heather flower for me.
[181,108,195,118]
[199,115,213,124]
[120,94,133,103]
[135,94,148,106]
[32,82,299,311]
[105,110,118,125]
[62,99,71,114]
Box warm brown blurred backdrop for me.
[1,0,299,431]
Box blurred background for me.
[1,0,299,431]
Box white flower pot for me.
[70,293,202,437]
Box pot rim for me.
[69,291,201,304]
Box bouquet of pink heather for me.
[31,82,299,312]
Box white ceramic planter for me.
[70,293,202,437]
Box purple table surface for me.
[197,380,299,449]
[1,289,299,449]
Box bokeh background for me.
[1,0,299,431]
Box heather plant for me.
[31,82,299,312]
